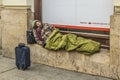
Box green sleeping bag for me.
[45,29,100,55]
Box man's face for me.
[36,21,41,27]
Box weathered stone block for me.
[29,44,113,78]
[83,61,101,75]
[89,49,110,64]
[110,47,120,66]
[1,7,32,58]
[2,24,27,58]
[110,34,120,48]
[110,15,120,36]
[114,0,120,6]
[1,9,27,25]
[115,6,120,13]
[110,8,120,79]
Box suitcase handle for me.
[18,43,25,47]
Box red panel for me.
[52,24,110,32]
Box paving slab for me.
[0,56,113,80]
[0,56,16,74]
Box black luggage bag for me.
[27,29,36,44]
[15,43,31,70]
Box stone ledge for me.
[89,49,110,64]
[3,5,31,10]
[28,44,112,78]
[29,44,110,64]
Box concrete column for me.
[110,0,120,67]
[1,0,34,57]
[110,0,120,66]
[110,6,120,66]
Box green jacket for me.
[32,20,54,45]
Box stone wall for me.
[114,0,120,6]
[110,6,120,67]
[109,6,120,80]
[1,6,33,58]
[30,45,112,77]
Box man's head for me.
[35,21,42,27]
[32,20,42,29]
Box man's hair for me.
[33,21,43,29]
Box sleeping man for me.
[32,20,100,55]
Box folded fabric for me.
[45,29,100,55]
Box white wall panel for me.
[42,0,114,28]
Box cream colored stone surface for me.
[114,0,120,6]
[29,44,118,78]
[3,0,26,5]
[89,49,110,64]
[114,6,120,13]
[110,35,120,48]
[1,7,32,58]
[29,44,120,79]
[110,12,120,67]
[110,15,120,36]
[110,7,120,79]
[110,47,120,66]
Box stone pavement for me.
[0,56,113,80]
